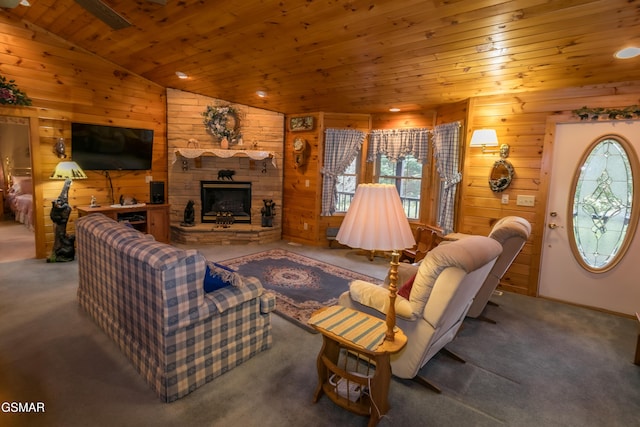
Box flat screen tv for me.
[71,123,154,170]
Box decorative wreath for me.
[0,74,32,106]
[202,105,241,141]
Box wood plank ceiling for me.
[3,0,640,114]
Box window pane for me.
[335,157,359,212]
[376,155,422,219]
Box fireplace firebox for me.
[201,181,252,223]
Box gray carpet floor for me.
[0,219,35,261]
[1,220,639,426]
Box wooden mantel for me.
[171,148,277,167]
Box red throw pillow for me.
[397,273,416,300]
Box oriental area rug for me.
[222,248,383,332]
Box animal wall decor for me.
[217,169,235,180]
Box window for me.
[375,154,423,219]
[321,128,365,216]
[569,135,639,272]
[335,156,359,212]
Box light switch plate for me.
[501,194,509,204]
[517,195,535,206]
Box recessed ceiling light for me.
[256,90,267,98]
[389,108,401,112]
[614,47,640,59]
[175,71,188,79]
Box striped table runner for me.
[308,306,387,351]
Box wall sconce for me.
[470,129,510,158]
[53,137,67,159]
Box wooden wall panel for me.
[0,14,166,258]
[281,113,322,245]
[371,111,436,130]
[282,112,371,246]
[461,81,640,296]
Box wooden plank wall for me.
[282,112,371,246]
[461,81,640,296]
[0,14,166,258]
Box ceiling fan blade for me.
[74,0,131,30]
[0,0,21,8]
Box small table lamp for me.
[49,161,87,262]
[336,183,416,341]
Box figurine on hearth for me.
[181,200,196,227]
[261,199,276,227]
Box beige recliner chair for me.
[448,216,531,323]
[338,235,502,392]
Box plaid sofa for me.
[76,213,275,402]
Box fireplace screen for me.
[201,181,252,223]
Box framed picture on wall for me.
[289,116,314,132]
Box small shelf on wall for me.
[171,148,277,167]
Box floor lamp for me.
[49,161,87,262]
[335,183,416,341]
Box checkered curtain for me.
[367,128,430,163]
[432,121,462,234]
[321,129,366,216]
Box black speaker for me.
[150,181,164,204]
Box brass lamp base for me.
[385,249,400,341]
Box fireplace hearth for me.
[201,181,252,223]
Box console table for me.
[77,204,170,243]
[308,306,407,427]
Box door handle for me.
[548,223,559,229]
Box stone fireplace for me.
[201,181,252,223]
[166,88,284,245]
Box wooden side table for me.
[309,306,407,427]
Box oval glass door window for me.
[569,135,639,272]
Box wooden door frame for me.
[0,106,43,258]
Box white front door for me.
[539,120,640,315]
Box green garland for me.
[0,75,32,106]
[573,105,640,120]
[202,105,240,140]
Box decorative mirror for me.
[489,159,514,192]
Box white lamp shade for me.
[50,161,87,180]
[336,183,415,251]
[470,129,499,147]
